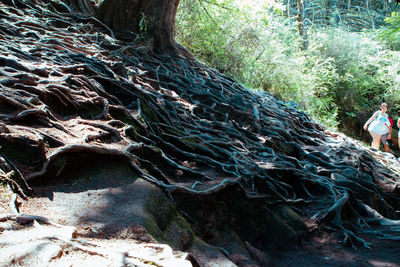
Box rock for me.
[190,238,238,267]
[277,205,308,238]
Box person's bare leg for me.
[381,135,389,152]
[384,143,389,152]
[373,138,380,150]
[375,135,382,150]
[369,132,381,150]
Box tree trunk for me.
[96,0,183,56]
[63,0,96,15]
[296,0,308,50]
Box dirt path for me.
[19,161,151,238]
[273,233,400,267]
[1,158,398,267]
[0,161,195,267]
[15,174,400,267]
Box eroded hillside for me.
[0,1,400,266]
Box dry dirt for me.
[0,163,194,267]
[1,172,399,267]
[273,233,400,267]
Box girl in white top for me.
[364,103,390,150]
[398,118,400,149]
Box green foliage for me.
[176,0,400,137]
[385,11,400,32]
[379,12,400,50]
[176,0,240,76]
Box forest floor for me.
[0,168,194,267]
[1,170,399,267]
[273,233,400,267]
[1,3,400,266]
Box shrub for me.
[379,11,400,50]
[176,0,400,138]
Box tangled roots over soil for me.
[0,1,400,260]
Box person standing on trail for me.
[363,103,391,150]
[381,116,393,153]
[398,118,400,150]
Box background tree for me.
[296,0,308,50]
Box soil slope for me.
[0,1,400,266]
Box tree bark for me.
[96,0,183,56]
[63,0,96,15]
[296,0,308,50]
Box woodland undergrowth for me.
[176,0,400,139]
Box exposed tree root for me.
[0,1,399,259]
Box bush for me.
[176,0,400,138]
[379,12,400,50]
